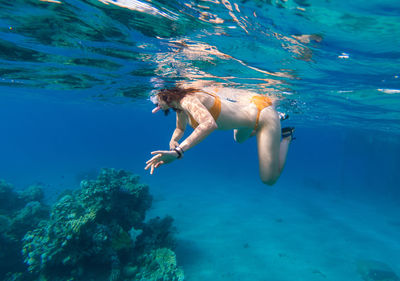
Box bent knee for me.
[260,174,279,186]
[234,135,246,143]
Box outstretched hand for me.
[145,150,178,174]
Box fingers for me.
[169,142,179,150]
[146,154,161,164]
[145,150,169,174]
[144,162,152,170]
[144,161,156,174]
[145,159,154,169]
[146,161,164,175]
[145,156,159,170]
[151,150,169,155]
[145,154,164,175]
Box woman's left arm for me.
[145,96,217,174]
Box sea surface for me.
[1,0,399,280]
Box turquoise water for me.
[1,0,400,280]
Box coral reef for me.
[135,248,184,281]
[135,216,176,253]
[0,179,20,212]
[17,168,184,281]
[0,181,49,281]
[19,184,45,204]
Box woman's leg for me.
[256,108,291,185]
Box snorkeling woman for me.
[145,86,294,185]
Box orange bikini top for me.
[187,90,221,129]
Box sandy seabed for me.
[146,174,400,281]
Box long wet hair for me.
[157,87,199,115]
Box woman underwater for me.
[145,85,294,185]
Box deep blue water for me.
[1,0,400,280]
[1,90,398,201]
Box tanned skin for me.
[145,86,293,185]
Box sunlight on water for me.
[0,0,399,133]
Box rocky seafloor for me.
[0,168,184,281]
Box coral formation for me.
[0,168,183,281]
[357,259,400,281]
[0,179,20,212]
[135,216,176,253]
[19,184,45,204]
[136,248,184,281]
[0,181,49,281]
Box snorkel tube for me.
[150,94,161,114]
[149,77,164,114]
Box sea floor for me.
[146,174,400,281]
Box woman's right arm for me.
[169,111,187,149]
[175,96,217,153]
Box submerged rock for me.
[357,259,400,281]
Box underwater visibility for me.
[0,0,400,280]
[1,169,183,280]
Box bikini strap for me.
[187,89,221,128]
[252,95,273,131]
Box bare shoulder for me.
[180,93,215,124]
[182,91,213,106]
[180,93,198,106]
[180,94,205,111]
